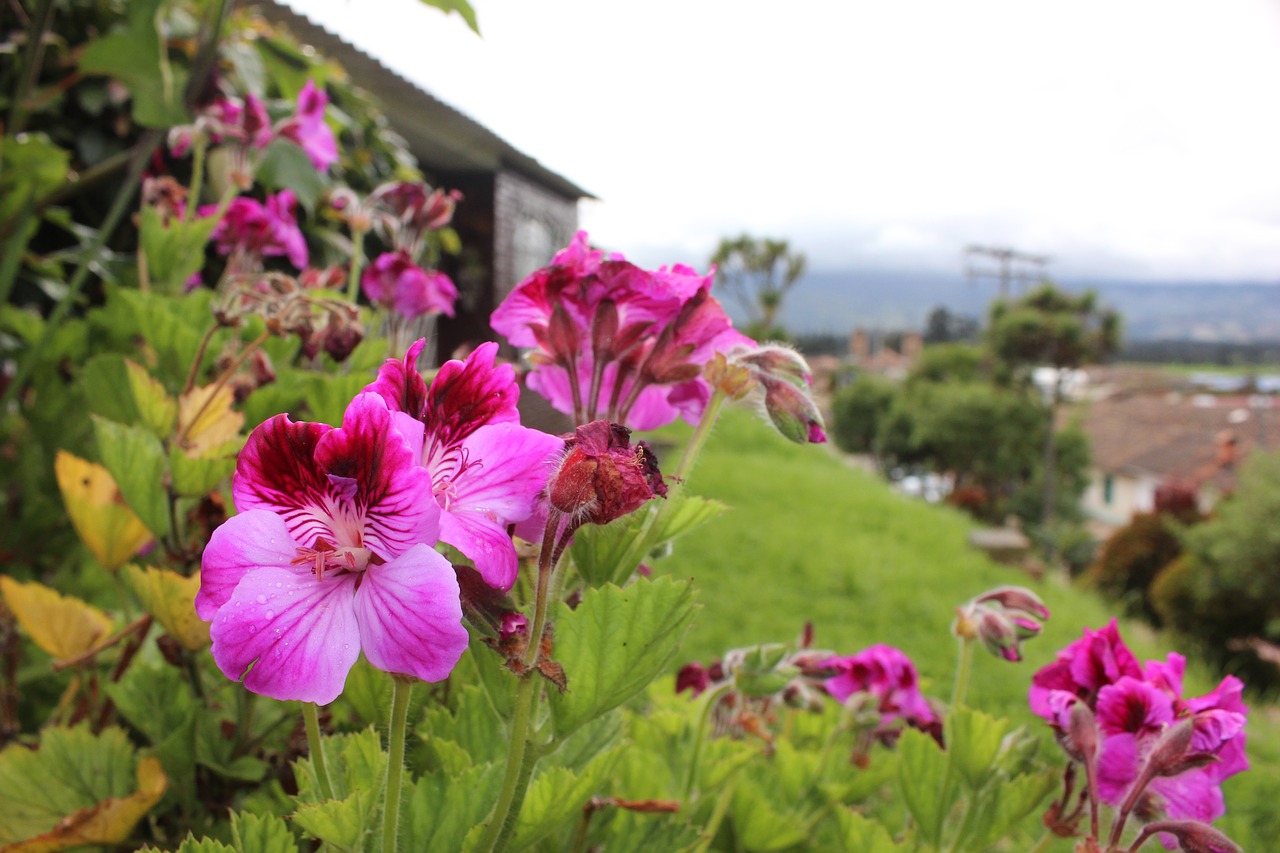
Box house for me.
[1079,391,1280,529]
[255,2,593,362]
[848,329,923,381]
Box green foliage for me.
[548,576,698,737]
[571,492,727,587]
[1086,512,1187,621]
[709,233,807,337]
[78,0,190,127]
[830,373,896,454]
[906,342,987,386]
[988,282,1120,378]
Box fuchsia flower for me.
[364,339,562,590]
[822,644,939,731]
[491,231,754,429]
[361,249,457,319]
[1031,623,1249,829]
[197,393,468,704]
[204,190,308,271]
[277,80,338,172]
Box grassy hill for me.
[651,406,1280,848]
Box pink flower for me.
[277,80,338,172]
[197,393,466,704]
[364,340,563,590]
[1029,619,1142,721]
[361,250,457,319]
[822,644,938,730]
[491,231,754,429]
[204,190,308,271]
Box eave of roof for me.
[256,1,595,201]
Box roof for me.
[254,2,594,201]
[1082,393,1280,490]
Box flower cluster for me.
[1031,621,1248,842]
[491,231,755,429]
[677,634,939,757]
[198,339,561,702]
[203,189,309,275]
[954,585,1050,663]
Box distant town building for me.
[847,328,922,381]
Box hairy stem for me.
[382,678,413,853]
[950,635,975,709]
[303,702,335,801]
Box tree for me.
[923,306,980,344]
[830,374,896,454]
[988,283,1120,531]
[709,234,806,339]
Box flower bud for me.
[761,376,828,444]
[704,352,756,399]
[548,421,667,525]
[976,607,1022,662]
[733,344,813,388]
[1136,820,1241,853]
[974,585,1050,621]
[675,662,709,696]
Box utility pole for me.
[964,245,1050,298]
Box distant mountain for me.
[770,269,1280,342]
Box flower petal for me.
[448,422,562,523]
[364,339,428,418]
[316,392,439,558]
[208,567,360,704]
[232,415,340,550]
[352,545,467,682]
[197,510,299,620]
[423,342,520,449]
[439,510,521,591]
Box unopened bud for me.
[733,344,813,388]
[1064,700,1099,763]
[1146,718,1196,777]
[976,607,1022,662]
[1135,820,1241,853]
[675,662,710,696]
[704,352,756,399]
[761,376,827,444]
[974,586,1050,621]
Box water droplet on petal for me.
[275,582,283,589]
[265,610,274,618]
[255,594,267,604]
[248,625,257,634]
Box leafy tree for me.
[906,342,987,387]
[830,374,896,454]
[709,233,806,339]
[988,283,1120,529]
[923,306,980,344]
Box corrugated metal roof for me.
[255,1,594,200]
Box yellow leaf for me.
[124,359,177,435]
[0,757,167,853]
[0,578,115,663]
[53,451,153,572]
[121,565,210,651]
[176,383,243,458]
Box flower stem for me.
[1026,832,1054,853]
[346,226,368,303]
[950,635,975,709]
[382,678,413,853]
[185,138,207,222]
[674,388,727,482]
[303,702,335,801]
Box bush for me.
[1087,512,1185,622]
[830,373,897,454]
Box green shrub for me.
[1087,512,1185,621]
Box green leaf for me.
[403,762,503,851]
[106,663,196,747]
[126,359,178,435]
[80,354,143,426]
[256,139,328,213]
[966,769,1058,850]
[0,133,69,228]
[572,494,727,587]
[303,373,371,426]
[139,206,221,296]
[419,684,507,768]
[291,788,378,853]
[172,836,236,853]
[294,727,388,803]
[0,725,167,849]
[416,0,480,33]
[548,576,698,737]
[833,810,906,853]
[92,415,171,539]
[78,0,189,127]
[169,438,241,496]
[731,774,809,851]
[229,811,300,853]
[896,727,950,847]
[946,706,1011,791]
[509,749,619,851]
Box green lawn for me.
[652,406,1280,848]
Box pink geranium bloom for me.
[204,190,308,271]
[278,80,338,172]
[197,392,467,704]
[822,644,938,730]
[365,340,563,590]
[362,250,457,319]
[1028,619,1142,721]
[491,231,754,429]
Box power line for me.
[963,244,1050,298]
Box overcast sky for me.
[284,0,1280,283]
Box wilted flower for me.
[197,393,467,703]
[548,420,668,525]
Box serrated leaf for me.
[121,565,210,650]
[833,809,906,853]
[169,439,241,496]
[0,577,114,663]
[966,769,1058,850]
[731,776,809,851]
[403,762,503,851]
[171,837,235,853]
[176,385,244,459]
[294,727,388,804]
[138,206,221,295]
[946,705,1011,791]
[79,355,143,426]
[229,811,300,853]
[896,727,950,847]
[125,359,177,435]
[0,726,166,850]
[78,0,189,127]
[548,576,698,737]
[0,133,69,228]
[92,415,170,538]
[509,749,619,851]
[572,493,727,587]
[291,788,378,853]
[53,450,153,571]
[416,0,479,33]
[419,684,507,768]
